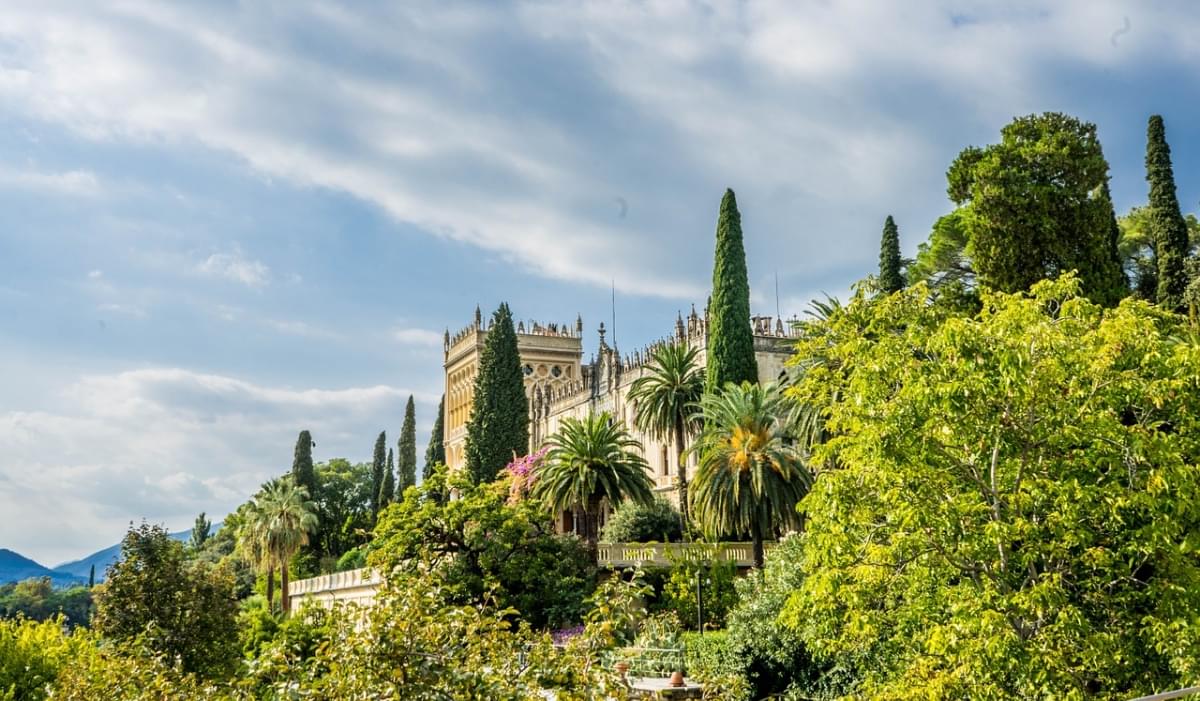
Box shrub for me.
[726,535,834,699]
[681,630,750,700]
[601,497,683,543]
[0,616,89,701]
[92,523,241,679]
[334,546,365,572]
[370,466,597,630]
[655,555,738,631]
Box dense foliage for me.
[465,302,530,484]
[706,188,759,392]
[601,497,684,544]
[1146,115,1190,310]
[0,578,91,627]
[309,458,373,562]
[370,467,596,630]
[1118,205,1200,302]
[946,112,1126,305]
[92,523,240,679]
[784,275,1200,699]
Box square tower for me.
[442,310,584,472]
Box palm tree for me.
[628,342,704,536]
[689,382,811,569]
[238,477,318,614]
[531,412,657,560]
[236,501,276,611]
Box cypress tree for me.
[291,430,316,496]
[878,215,904,293]
[464,303,529,483]
[370,431,387,514]
[189,512,211,550]
[88,564,95,589]
[423,394,446,481]
[380,448,395,507]
[1146,115,1189,310]
[398,395,417,491]
[706,189,758,393]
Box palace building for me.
[442,304,799,509]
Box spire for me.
[675,311,685,341]
[443,328,450,352]
[598,321,607,348]
[474,305,482,328]
[576,313,583,336]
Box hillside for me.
[52,523,221,584]
[0,549,86,587]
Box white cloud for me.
[87,269,103,279]
[0,367,435,564]
[196,251,271,288]
[392,327,444,347]
[0,167,101,196]
[3,2,1195,299]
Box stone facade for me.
[443,305,799,511]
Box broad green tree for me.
[424,394,446,481]
[947,112,1126,305]
[311,458,373,558]
[531,412,656,559]
[370,430,387,515]
[371,466,596,631]
[706,189,758,393]
[628,342,704,534]
[398,395,418,491]
[92,523,239,678]
[465,303,529,483]
[1146,115,1190,310]
[784,275,1200,699]
[878,215,904,293]
[689,382,809,568]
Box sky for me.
[2,1,1199,566]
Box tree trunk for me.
[266,569,275,613]
[674,416,689,541]
[585,500,600,565]
[751,523,765,570]
[281,564,290,615]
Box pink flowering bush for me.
[505,447,548,503]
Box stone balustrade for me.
[596,542,768,568]
[288,567,383,609]
[289,545,764,612]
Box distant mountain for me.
[0,548,86,587]
[53,522,222,584]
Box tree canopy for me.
[946,112,1126,305]
[783,275,1200,699]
